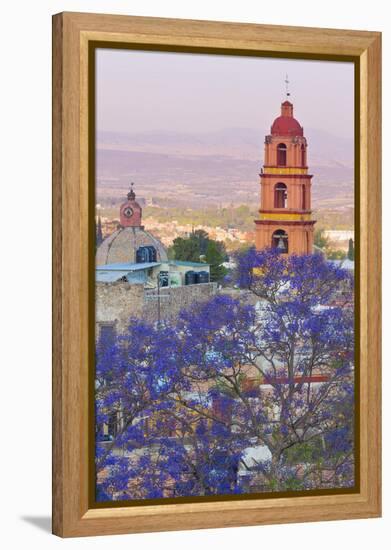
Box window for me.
[274,183,288,208]
[277,143,287,166]
[272,229,289,254]
[159,271,169,287]
[136,245,157,263]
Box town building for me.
[96,184,168,266]
[95,185,215,334]
[96,260,210,288]
[255,100,316,254]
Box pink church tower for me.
[255,98,316,255]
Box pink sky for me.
[96,49,354,141]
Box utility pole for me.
[157,277,161,326]
[144,276,170,326]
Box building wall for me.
[264,134,307,167]
[157,261,210,286]
[96,281,217,334]
[260,176,312,213]
[96,282,145,333]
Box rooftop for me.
[170,260,210,268]
[96,262,161,272]
[271,115,303,137]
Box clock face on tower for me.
[119,189,142,228]
[123,206,133,218]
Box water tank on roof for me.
[196,270,209,284]
[185,270,197,285]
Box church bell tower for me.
[119,183,143,228]
[255,98,316,255]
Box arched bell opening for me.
[272,229,289,254]
[274,183,288,208]
[277,143,287,166]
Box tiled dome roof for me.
[96,227,168,266]
[270,101,303,137]
[271,115,303,137]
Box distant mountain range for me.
[96,128,354,211]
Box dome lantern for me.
[270,101,303,137]
[120,183,142,228]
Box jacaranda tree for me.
[96,248,355,501]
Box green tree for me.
[191,229,210,255]
[171,236,201,262]
[172,231,228,282]
[96,215,103,250]
[205,240,227,283]
[167,245,176,260]
[347,238,355,261]
[314,228,329,249]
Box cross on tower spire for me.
[285,74,290,98]
[127,182,136,201]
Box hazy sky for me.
[96,49,354,140]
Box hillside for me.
[96,127,354,223]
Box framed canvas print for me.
[52,12,381,537]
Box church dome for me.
[96,226,168,266]
[270,101,303,137]
[96,185,168,266]
[271,116,303,137]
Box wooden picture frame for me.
[52,11,381,537]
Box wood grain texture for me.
[360,33,382,515]
[52,12,381,537]
[52,12,63,537]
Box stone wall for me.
[96,281,217,334]
[143,283,217,322]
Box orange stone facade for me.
[255,100,316,255]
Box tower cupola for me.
[271,100,303,137]
[119,183,143,228]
